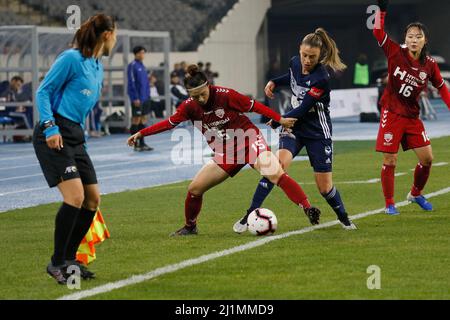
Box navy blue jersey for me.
[272,56,332,140]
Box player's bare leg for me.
[253,151,321,225]
[315,172,356,230]
[407,146,433,211]
[382,152,399,215]
[171,160,230,236]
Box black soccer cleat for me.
[46,262,68,285]
[170,225,198,237]
[304,207,321,225]
[140,143,154,152]
[65,260,96,280]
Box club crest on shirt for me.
[384,132,394,145]
[324,146,332,156]
[215,108,225,119]
[419,72,427,81]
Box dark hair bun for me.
[186,64,199,77]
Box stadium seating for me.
[2,0,238,51]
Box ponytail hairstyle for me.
[72,14,116,58]
[184,64,209,90]
[302,28,347,72]
[405,22,429,65]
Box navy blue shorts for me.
[279,131,333,173]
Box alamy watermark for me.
[367,265,381,290]
[366,5,381,30]
[66,5,81,30]
[169,123,281,175]
[66,265,81,290]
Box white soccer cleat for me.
[340,221,358,230]
[233,219,248,234]
[339,216,358,230]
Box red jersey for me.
[374,13,445,118]
[140,85,281,162]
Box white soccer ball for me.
[247,208,278,236]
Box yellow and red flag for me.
[76,209,110,265]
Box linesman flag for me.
[76,209,110,265]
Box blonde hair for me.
[302,28,347,72]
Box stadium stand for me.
[0,0,238,51]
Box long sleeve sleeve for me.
[439,85,450,110]
[127,64,138,101]
[139,119,175,137]
[140,99,191,136]
[373,10,399,57]
[228,89,281,122]
[271,73,290,87]
[36,50,75,137]
[284,84,327,119]
[250,100,281,122]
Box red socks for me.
[277,173,311,209]
[381,165,395,207]
[185,192,203,227]
[411,163,431,197]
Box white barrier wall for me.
[330,88,379,118]
[197,0,272,97]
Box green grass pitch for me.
[1,137,449,300]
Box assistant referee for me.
[33,14,116,284]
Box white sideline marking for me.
[57,186,450,300]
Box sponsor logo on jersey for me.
[80,89,92,97]
[202,118,231,130]
[65,166,78,174]
[215,108,225,119]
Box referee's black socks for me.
[138,123,146,145]
[51,203,80,267]
[65,207,97,261]
[130,124,138,135]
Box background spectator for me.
[353,53,370,88]
[127,45,153,152]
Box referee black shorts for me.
[32,114,98,188]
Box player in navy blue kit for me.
[234,28,357,233]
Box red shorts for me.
[376,108,431,153]
[213,133,270,177]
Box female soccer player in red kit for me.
[128,65,322,235]
[373,0,450,215]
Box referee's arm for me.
[36,51,74,138]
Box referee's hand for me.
[46,134,64,150]
[127,132,142,147]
